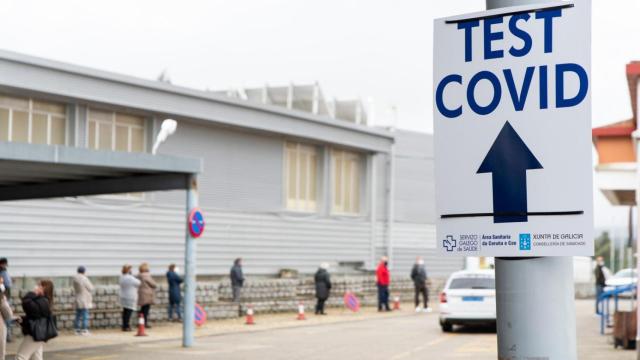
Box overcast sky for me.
[0,0,638,229]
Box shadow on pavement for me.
[451,324,497,334]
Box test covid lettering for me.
[435,9,588,119]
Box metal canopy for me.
[0,142,202,201]
[0,141,202,347]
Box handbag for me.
[29,315,57,342]
[45,315,58,342]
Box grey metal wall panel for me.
[0,199,374,277]
[394,130,434,158]
[375,154,389,222]
[374,222,436,249]
[199,210,372,274]
[394,157,436,223]
[392,130,436,223]
[76,105,87,148]
[0,199,459,278]
[152,122,284,212]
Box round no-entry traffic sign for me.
[194,303,207,326]
[343,292,360,312]
[188,208,205,238]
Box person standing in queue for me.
[166,264,183,322]
[137,263,157,329]
[230,258,245,303]
[72,266,94,336]
[410,257,431,313]
[594,256,609,314]
[15,279,57,360]
[119,265,140,331]
[0,276,16,359]
[376,256,391,312]
[314,263,332,315]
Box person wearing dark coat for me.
[594,256,607,314]
[314,263,332,315]
[230,258,245,303]
[166,264,183,321]
[411,257,431,312]
[16,279,55,360]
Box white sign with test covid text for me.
[434,1,593,257]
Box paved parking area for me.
[8,299,635,359]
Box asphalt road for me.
[25,300,634,360]
[44,314,496,360]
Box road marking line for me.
[427,334,453,346]
[391,335,452,359]
[81,355,118,360]
[455,337,496,353]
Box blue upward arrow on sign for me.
[477,121,543,223]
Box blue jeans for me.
[168,301,182,320]
[5,318,11,341]
[595,285,604,314]
[75,308,89,331]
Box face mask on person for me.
[418,260,424,265]
[0,284,5,293]
[384,261,388,266]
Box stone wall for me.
[6,276,447,333]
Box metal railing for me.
[596,283,636,335]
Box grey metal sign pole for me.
[183,175,198,347]
[485,0,578,358]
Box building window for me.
[87,108,146,152]
[285,142,318,212]
[0,94,67,145]
[332,149,362,215]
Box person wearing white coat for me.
[119,265,141,331]
[73,266,94,335]
[0,276,14,359]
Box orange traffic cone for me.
[245,305,255,325]
[393,296,401,310]
[297,302,306,320]
[135,313,147,337]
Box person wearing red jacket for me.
[376,256,391,312]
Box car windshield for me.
[614,269,637,279]
[449,277,495,289]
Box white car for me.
[604,268,637,293]
[439,270,496,332]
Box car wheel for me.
[441,321,453,332]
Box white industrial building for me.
[0,50,462,279]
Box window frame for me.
[86,108,147,153]
[330,148,364,216]
[86,107,148,201]
[283,141,319,213]
[0,95,67,146]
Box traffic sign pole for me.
[486,2,578,358]
[183,175,198,348]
